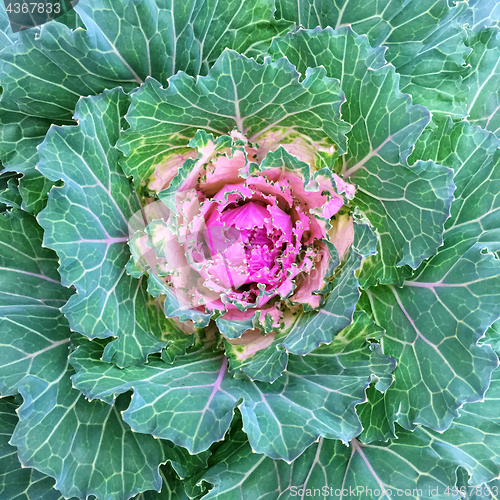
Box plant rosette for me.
[127,128,356,351]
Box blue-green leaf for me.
[0,396,79,500]
[0,102,68,214]
[118,48,349,188]
[200,367,500,498]
[11,368,167,500]
[369,121,500,432]
[275,0,471,117]
[270,27,455,286]
[0,0,288,121]
[0,172,22,210]
[468,0,500,32]
[481,320,500,357]
[36,88,166,367]
[464,27,500,140]
[0,209,73,396]
[70,332,395,462]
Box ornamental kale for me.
[0,1,500,499]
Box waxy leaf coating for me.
[0,209,72,396]
[11,368,166,500]
[368,120,500,432]
[36,89,166,367]
[275,0,471,117]
[70,326,395,462]
[270,27,455,286]
[1,1,499,498]
[0,396,79,500]
[200,367,500,498]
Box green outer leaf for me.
[0,0,290,211]
[11,367,167,500]
[270,27,455,286]
[421,367,500,487]
[468,0,500,32]
[351,207,379,259]
[74,0,292,79]
[258,145,312,184]
[409,115,500,199]
[0,397,78,500]
[0,209,73,396]
[0,0,290,120]
[356,384,396,444]
[199,433,460,499]
[131,439,209,500]
[463,27,500,139]
[224,339,288,384]
[117,48,350,187]
[132,466,190,500]
[69,334,395,462]
[409,116,500,234]
[0,102,69,214]
[36,88,166,367]
[0,207,188,499]
[200,368,500,498]
[164,443,211,483]
[367,256,499,433]
[0,23,137,122]
[217,313,258,340]
[225,308,387,384]
[54,6,87,31]
[368,123,500,432]
[0,102,59,171]
[468,479,500,500]
[0,172,22,210]
[275,0,470,117]
[480,320,500,357]
[0,3,20,53]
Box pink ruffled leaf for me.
[158,131,244,212]
[124,131,358,350]
[288,240,339,311]
[280,219,378,355]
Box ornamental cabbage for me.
[128,129,356,343]
[0,1,500,499]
